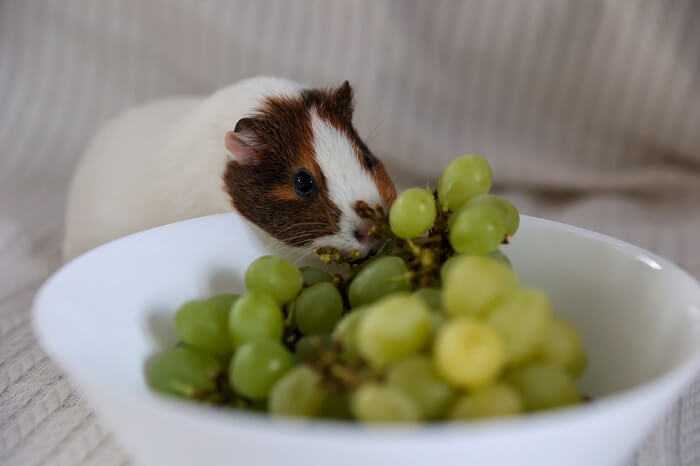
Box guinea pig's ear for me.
[332,80,355,122]
[225,118,261,164]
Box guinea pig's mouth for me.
[306,210,384,259]
[351,220,382,255]
[308,232,379,260]
[354,232,390,259]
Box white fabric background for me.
[0,1,699,465]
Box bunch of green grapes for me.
[146,154,589,423]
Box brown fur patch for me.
[223,94,341,247]
[370,162,397,206]
[223,83,396,248]
[270,185,299,201]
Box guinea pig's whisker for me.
[293,249,316,265]
[281,230,329,243]
[257,223,336,261]
[259,229,324,249]
[284,230,322,240]
[287,236,319,247]
[259,234,323,256]
[366,118,386,144]
[274,222,329,235]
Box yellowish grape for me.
[438,154,492,210]
[332,308,367,356]
[433,318,505,389]
[389,188,437,239]
[487,289,552,365]
[413,288,442,310]
[507,364,581,411]
[357,294,431,367]
[449,383,522,420]
[268,366,326,417]
[442,255,519,317]
[466,194,520,237]
[387,356,454,419]
[537,317,588,377]
[351,383,420,423]
[449,204,506,255]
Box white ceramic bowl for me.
[34,214,700,466]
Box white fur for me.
[309,111,382,255]
[63,77,301,261]
[62,77,379,262]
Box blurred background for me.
[0,1,698,465]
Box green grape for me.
[466,194,520,236]
[229,339,293,400]
[332,308,367,356]
[437,154,493,210]
[449,204,506,255]
[434,318,505,389]
[413,288,442,310]
[268,366,326,417]
[486,289,552,365]
[299,266,333,287]
[427,310,445,339]
[440,255,460,284]
[294,334,332,363]
[444,250,511,274]
[206,293,240,308]
[348,256,412,308]
[449,383,522,420]
[174,296,238,356]
[245,256,303,304]
[351,383,420,423]
[146,347,223,398]
[507,364,581,411]
[294,282,344,335]
[320,393,352,420]
[489,249,512,268]
[537,318,588,377]
[228,291,283,347]
[387,356,454,419]
[357,294,431,367]
[443,255,519,317]
[389,188,437,239]
[571,350,588,378]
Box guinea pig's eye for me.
[293,169,317,198]
[362,153,376,171]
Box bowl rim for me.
[33,213,700,439]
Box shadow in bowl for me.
[208,267,245,296]
[146,308,179,352]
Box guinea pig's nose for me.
[353,229,366,242]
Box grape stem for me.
[324,192,458,289]
[413,236,443,246]
[301,336,383,393]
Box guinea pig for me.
[62,77,396,262]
